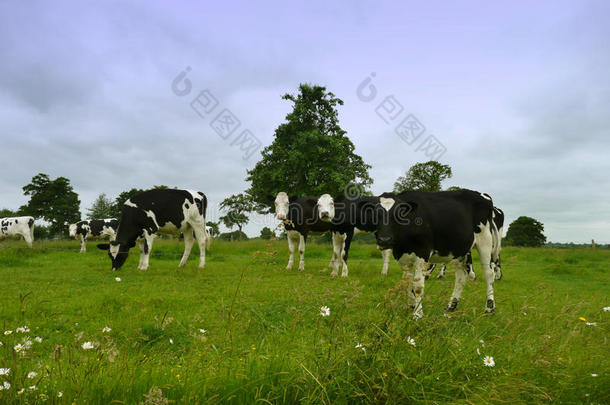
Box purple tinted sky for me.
[1,0,609,242]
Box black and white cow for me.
[425,205,504,281]
[274,192,333,271]
[0,216,35,248]
[97,189,207,271]
[316,194,392,277]
[69,219,118,253]
[205,225,213,250]
[374,189,499,318]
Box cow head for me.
[375,196,418,250]
[97,241,130,270]
[68,223,77,238]
[317,194,335,222]
[274,192,290,220]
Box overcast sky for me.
[1,0,608,242]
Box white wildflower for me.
[476,348,481,355]
[198,328,206,334]
[4,330,12,335]
[102,327,111,333]
[81,341,95,350]
[483,356,495,367]
[18,388,25,395]
[603,306,610,312]
[34,336,43,343]
[115,277,121,282]
[585,322,597,326]
[13,343,25,353]
[16,326,30,333]
[0,341,3,346]
[169,338,174,344]
[27,371,37,379]
[0,368,9,376]
[0,381,10,390]
[29,385,37,390]
[591,373,598,377]
[355,343,366,353]
[407,336,416,347]
[23,338,33,349]
[320,306,330,317]
[58,391,63,397]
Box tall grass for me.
[0,239,608,403]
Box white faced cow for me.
[97,189,207,271]
[204,225,213,250]
[0,216,35,248]
[69,219,118,253]
[274,192,333,271]
[316,194,392,277]
[374,189,500,318]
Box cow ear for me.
[97,243,110,250]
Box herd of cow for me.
[1,187,504,318]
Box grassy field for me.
[0,238,608,404]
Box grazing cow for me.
[374,189,498,318]
[0,216,35,248]
[97,189,207,271]
[274,192,333,271]
[205,225,213,250]
[316,194,392,277]
[69,219,118,252]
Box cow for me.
[425,205,504,281]
[316,194,392,277]
[374,189,499,318]
[97,189,207,271]
[69,219,118,252]
[0,216,35,248]
[205,225,213,250]
[273,192,334,271]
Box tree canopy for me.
[20,173,81,235]
[504,216,547,247]
[219,193,260,239]
[246,84,372,208]
[87,193,115,220]
[393,161,453,192]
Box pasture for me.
[1,239,608,404]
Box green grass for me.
[0,239,609,404]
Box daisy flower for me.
[3,330,12,335]
[23,338,33,349]
[169,338,174,344]
[34,337,43,343]
[13,343,25,353]
[102,327,111,333]
[198,328,207,334]
[0,368,9,376]
[16,326,30,333]
[27,371,37,379]
[18,388,25,395]
[591,373,598,377]
[29,385,37,390]
[602,306,610,312]
[320,306,330,317]
[115,277,121,282]
[483,356,495,367]
[585,322,597,326]
[81,341,95,350]
[355,343,366,352]
[407,336,416,347]
[0,381,10,390]
[0,341,3,346]
[58,392,63,397]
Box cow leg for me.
[494,255,503,281]
[23,231,33,249]
[179,230,195,268]
[79,234,87,253]
[475,226,495,313]
[466,252,476,280]
[340,230,353,277]
[192,225,207,268]
[330,232,346,277]
[411,258,427,319]
[446,260,468,312]
[437,264,446,279]
[285,231,299,270]
[424,263,436,280]
[140,232,155,271]
[298,233,306,271]
[137,239,146,270]
[380,248,391,275]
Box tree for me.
[260,226,274,239]
[393,161,453,192]
[504,216,546,247]
[20,173,81,236]
[246,84,372,209]
[219,193,258,239]
[87,193,115,219]
[446,186,462,191]
[0,208,18,218]
[111,188,145,218]
[206,221,220,237]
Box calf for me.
[69,219,118,252]
[0,216,34,248]
[316,194,392,277]
[375,189,498,318]
[97,189,207,271]
[274,192,333,271]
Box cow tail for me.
[490,210,500,260]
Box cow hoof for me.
[469,272,476,281]
[485,299,495,314]
[424,275,429,280]
[413,312,423,320]
[495,270,502,281]
[445,298,459,312]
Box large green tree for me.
[111,188,145,218]
[20,173,81,236]
[87,193,115,219]
[393,161,453,192]
[246,84,372,208]
[504,216,546,247]
[0,208,18,218]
